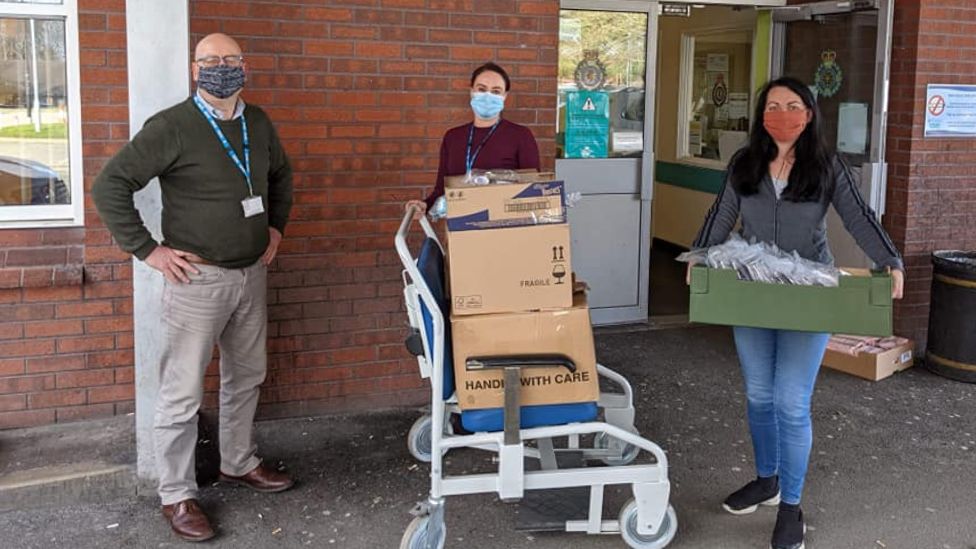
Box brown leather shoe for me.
[161,499,215,542]
[218,463,294,493]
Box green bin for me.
[689,266,893,337]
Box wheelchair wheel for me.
[619,500,677,549]
[399,515,446,549]
[594,431,640,466]
[407,415,434,462]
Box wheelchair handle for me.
[465,354,577,373]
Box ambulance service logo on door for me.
[814,50,843,98]
[574,50,607,91]
[712,74,728,107]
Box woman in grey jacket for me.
[691,77,904,549]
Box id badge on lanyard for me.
[193,96,264,218]
[465,122,500,175]
[241,196,264,217]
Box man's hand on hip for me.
[262,227,282,266]
[146,246,200,284]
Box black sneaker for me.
[722,476,781,515]
[771,504,806,549]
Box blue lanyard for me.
[465,122,500,173]
[193,95,252,195]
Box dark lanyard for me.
[465,122,500,173]
[193,95,252,195]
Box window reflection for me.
[681,30,753,164]
[0,16,70,206]
[557,10,647,159]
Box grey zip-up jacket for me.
[693,155,903,271]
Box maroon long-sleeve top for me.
[424,119,541,209]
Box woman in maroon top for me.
[405,62,541,218]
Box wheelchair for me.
[395,208,677,549]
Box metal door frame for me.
[559,0,658,325]
[769,0,894,216]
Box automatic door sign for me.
[814,50,843,98]
[924,84,976,137]
[566,90,609,158]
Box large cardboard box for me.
[445,180,566,232]
[451,292,598,410]
[448,223,573,316]
[689,266,893,337]
[822,337,914,381]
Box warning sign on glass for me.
[924,84,976,138]
[565,91,610,158]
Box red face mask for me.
[763,110,809,143]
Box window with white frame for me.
[677,28,754,169]
[0,0,82,227]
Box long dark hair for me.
[729,77,833,201]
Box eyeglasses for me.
[195,55,244,68]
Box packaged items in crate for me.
[678,234,843,287]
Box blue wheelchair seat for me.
[415,237,598,433]
[460,402,599,433]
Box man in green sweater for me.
[93,33,293,542]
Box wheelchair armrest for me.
[404,329,425,357]
[464,354,576,373]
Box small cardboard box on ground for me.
[822,335,915,381]
[450,291,598,410]
[689,266,893,337]
[448,223,573,316]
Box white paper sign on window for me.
[706,53,728,73]
[837,102,869,154]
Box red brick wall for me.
[189,1,560,418]
[1,0,559,429]
[886,0,976,348]
[0,0,133,429]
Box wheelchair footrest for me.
[514,487,590,532]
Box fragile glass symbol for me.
[552,246,567,284]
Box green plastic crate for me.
[689,266,893,337]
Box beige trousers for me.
[154,261,267,505]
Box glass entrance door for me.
[772,0,894,267]
[556,0,658,325]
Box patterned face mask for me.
[197,65,246,99]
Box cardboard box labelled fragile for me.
[822,340,915,381]
[448,223,573,316]
[451,292,598,410]
[445,180,566,232]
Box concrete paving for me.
[0,325,974,549]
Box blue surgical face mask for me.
[470,92,505,119]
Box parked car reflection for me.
[0,155,69,205]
